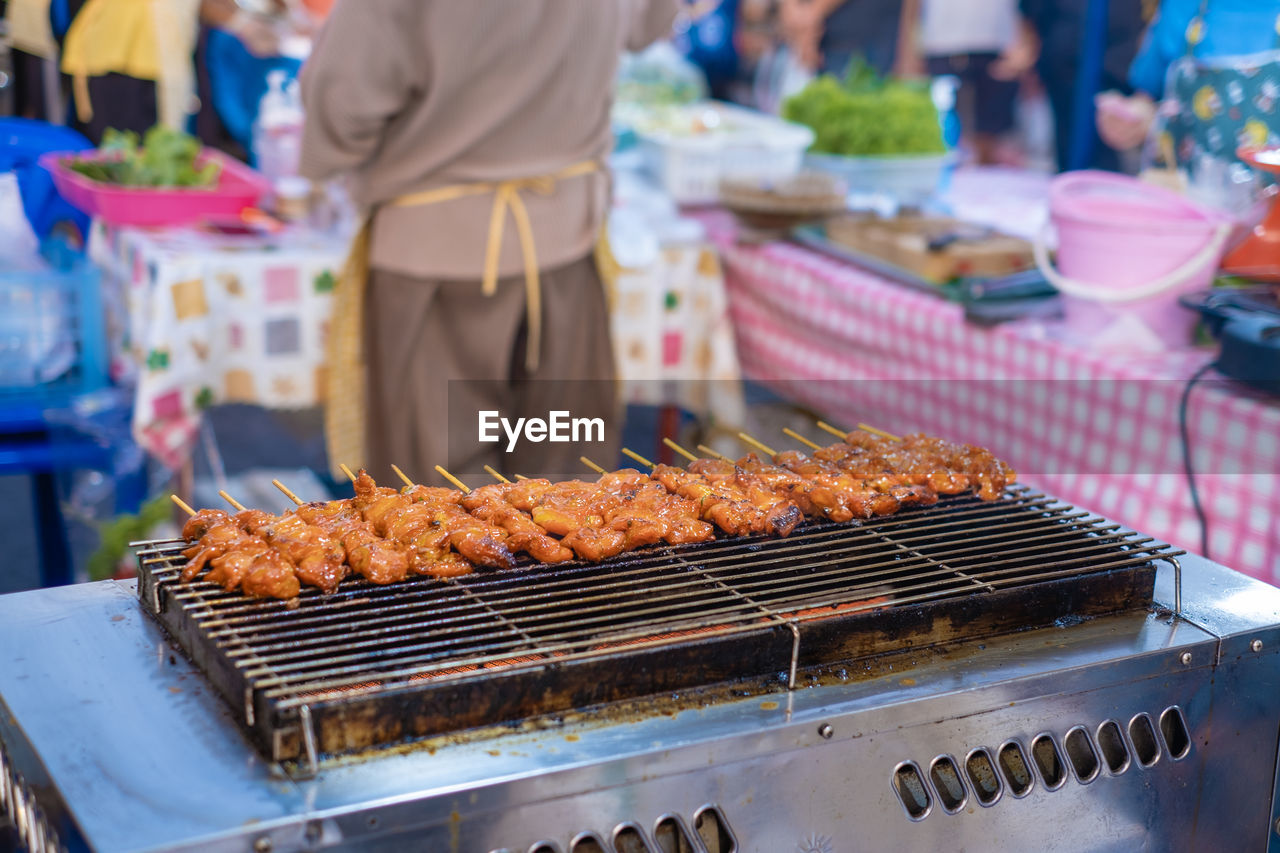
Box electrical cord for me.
[1179,360,1216,560]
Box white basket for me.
[635,102,815,205]
[804,151,954,207]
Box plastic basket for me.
[0,243,107,412]
[40,148,268,228]
[635,102,814,205]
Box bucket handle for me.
[1033,220,1232,303]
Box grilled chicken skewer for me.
[211,492,347,595]
[177,505,304,599]
[172,426,1016,600]
[623,447,803,537]
[460,480,579,563]
[811,425,1015,501]
[350,469,481,578]
[733,434,939,519]
[485,466,715,561]
[386,465,515,572]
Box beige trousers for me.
[363,254,619,488]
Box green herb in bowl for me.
[69,126,221,188]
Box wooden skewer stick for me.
[782,427,823,451]
[514,474,529,481]
[434,465,471,493]
[483,465,510,484]
[339,463,357,482]
[815,420,848,440]
[661,437,700,463]
[814,419,903,442]
[736,432,778,457]
[272,479,305,506]
[218,490,248,512]
[390,464,415,488]
[695,444,730,461]
[857,423,902,442]
[621,447,655,469]
[170,495,196,517]
[580,456,607,475]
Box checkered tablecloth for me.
[90,222,346,471]
[610,242,745,437]
[697,201,1280,585]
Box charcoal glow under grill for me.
[134,486,1181,776]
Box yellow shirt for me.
[60,0,199,130]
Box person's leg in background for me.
[363,267,528,488]
[508,254,620,482]
[969,52,1019,165]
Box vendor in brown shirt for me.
[299,0,678,485]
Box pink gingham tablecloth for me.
[698,202,1280,585]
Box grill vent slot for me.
[997,741,1035,797]
[893,762,932,820]
[693,805,737,853]
[964,748,1003,806]
[1159,707,1191,759]
[570,833,607,853]
[0,741,60,853]
[1095,721,1130,774]
[613,823,654,853]
[1031,735,1066,790]
[653,815,698,853]
[929,756,968,813]
[1128,713,1160,767]
[892,708,1192,821]
[1063,727,1100,783]
[529,843,562,853]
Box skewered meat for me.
[351,471,506,577]
[649,464,801,537]
[818,432,1015,501]
[171,429,1016,601]
[497,472,713,559]
[181,515,259,582]
[768,448,931,514]
[296,498,411,585]
[240,549,301,599]
[596,471,714,546]
[401,485,516,570]
[461,483,577,564]
[690,455,862,523]
[182,508,231,541]
[204,539,272,591]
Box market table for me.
[91,219,744,472]
[89,222,347,472]
[699,168,1280,585]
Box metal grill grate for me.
[135,487,1180,774]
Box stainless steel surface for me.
[133,488,1177,767]
[1,550,1278,851]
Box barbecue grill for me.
[3,486,1280,852]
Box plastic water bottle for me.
[252,70,304,187]
[931,76,961,150]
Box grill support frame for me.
[3,546,1278,853]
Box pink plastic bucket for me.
[1034,171,1232,350]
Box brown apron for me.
[325,160,607,477]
